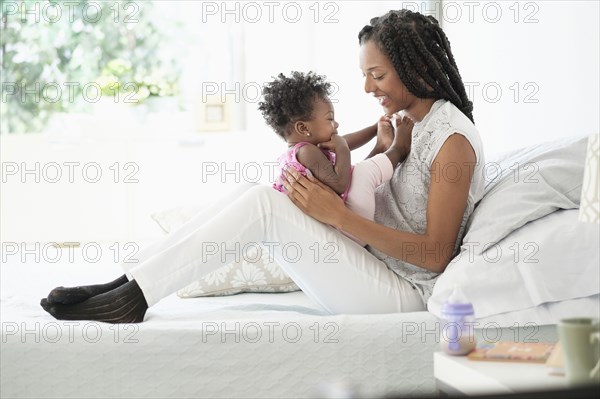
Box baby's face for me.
[307,97,339,144]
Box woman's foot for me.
[40,280,148,324]
[47,274,129,305]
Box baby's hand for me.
[317,133,349,154]
[375,115,394,153]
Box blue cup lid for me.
[441,302,474,316]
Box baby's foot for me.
[391,115,413,156]
[375,115,394,152]
[383,115,413,166]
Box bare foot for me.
[374,115,394,153]
[384,115,413,166]
[391,115,413,155]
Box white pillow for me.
[476,294,600,328]
[428,209,600,325]
[463,136,588,255]
[151,206,300,298]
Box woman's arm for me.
[284,133,476,273]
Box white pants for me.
[123,184,425,314]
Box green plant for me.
[97,58,178,103]
[0,0,181,133]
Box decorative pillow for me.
[151,205,300,298]
[429,209,600,326]
[176,244,301,298]
[463,135,588,255]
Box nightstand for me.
[433,351,568,396]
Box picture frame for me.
[196,94,231,131]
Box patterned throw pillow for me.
[151,206,300,298]
[176,244,300,298]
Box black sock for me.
[40,280,148,324]
[47,274,129,305]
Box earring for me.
[307,133,311,136]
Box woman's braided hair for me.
[358,10,474,123]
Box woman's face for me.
[359,40,417,116]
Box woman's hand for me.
[282,167,347,228]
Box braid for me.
[358,9,474,123]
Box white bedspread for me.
[1,259,442,398]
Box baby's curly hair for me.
[258,71,332,139]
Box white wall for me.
[3,1,597,244]
[243,0,599,155]
[441,0,599,154]
[242,1,412,160]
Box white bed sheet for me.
[1,259,441,399]
[1,257,562,398]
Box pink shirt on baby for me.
[273,142,351,201]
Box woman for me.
[41,10,484,323]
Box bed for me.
[0,261,567,399]
[1,135,598,398]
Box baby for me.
[258,71,412,245]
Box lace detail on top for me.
[367,100,485,305]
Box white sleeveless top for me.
[367,99,485,305]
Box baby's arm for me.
[341,122,377,151]
[296,139,351,195]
